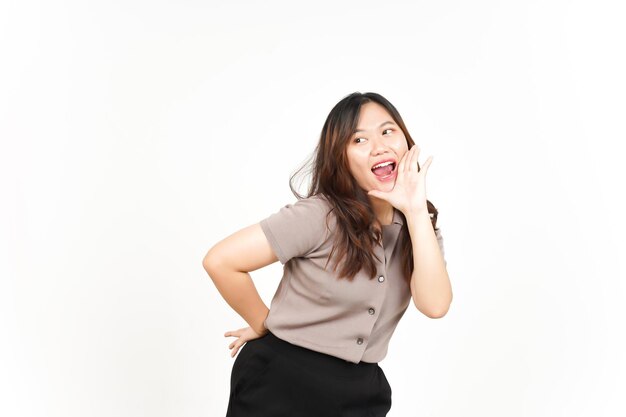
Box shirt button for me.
[378,275,385,282]
[356,338,363,345]
[368,307,375,315]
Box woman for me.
[203,91,452,416]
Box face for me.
[346,101,409,196]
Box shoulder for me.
[259,194,336,264]
[272,194,334,219]
[297,193,333,208]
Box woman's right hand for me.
[224,326,269,358]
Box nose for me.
[370,134,392,156]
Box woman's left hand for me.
[224,326,268,358]
[367,144,431,216]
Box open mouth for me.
[371,162,397,178]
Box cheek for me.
[396,138,408,151]
[395,142,409,156]
[347,152,368,174]
[346,160,363,181]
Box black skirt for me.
[226,331,392,417]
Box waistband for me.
[256,331,378,378]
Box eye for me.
[354,129,393,143]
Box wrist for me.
[404,207,430,221]
[252,315,269,335]
[255,324,268,336]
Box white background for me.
[2,1,625,416]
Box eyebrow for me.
[354,121,396,134]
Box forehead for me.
[356,102,394,128]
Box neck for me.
[369,197,394,226]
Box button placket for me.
[354,245,390,355]
[352,219,401,360]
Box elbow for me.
[202,256,212,273]
[421,294,453,319]
[413,301,449,318]
[202,250,223,277]
[424,308,448,319]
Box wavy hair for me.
[289,92,440,284]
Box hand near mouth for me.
[367,144,432,216]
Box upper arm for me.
[203,222,278,273]
[203,195,332,272]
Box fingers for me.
[231,342,239,357]
[409,145,419,172]
[406,145,432,174]
[227,338,242,357]
[230,338,247,357]
[403,144,417,173]
[225,328,249,357]
[396,149,407,173]
[423,155,433,173]
[401,141,419,173]
[224,327,246,337]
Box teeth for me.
[372,161,394,170]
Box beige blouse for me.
[260,194,446,364]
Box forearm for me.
[203,261,269,334]
[405,208,452,318]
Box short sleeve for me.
[259,195,332,265]
[435,227,447,266]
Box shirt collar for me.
[391,207,404,226]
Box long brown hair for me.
[289,92,440,284]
